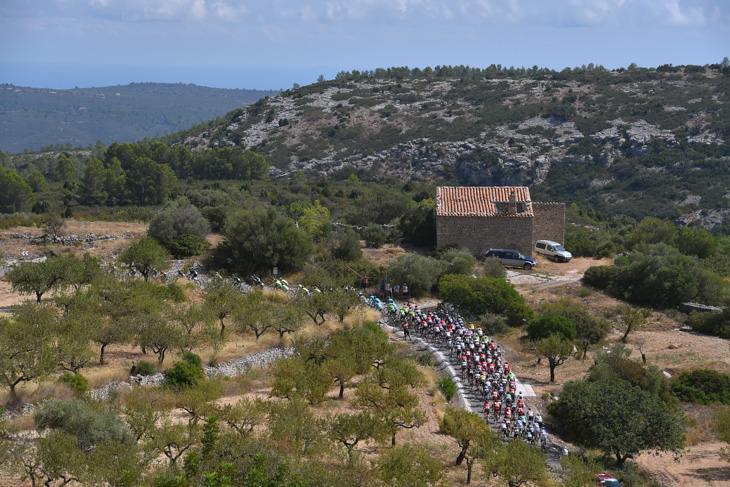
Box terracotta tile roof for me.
[436,186,533,218]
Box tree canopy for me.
[547,378,685,466]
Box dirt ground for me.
[0,221,146,260]
[635,442,730,487]
[505,256,730,487]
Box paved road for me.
[379,314,563,469]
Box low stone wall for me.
[1,232,139,246]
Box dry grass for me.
[0,221,147,260]
[0,380,73,407]
[85,367,132,388]
[7,411,36,432]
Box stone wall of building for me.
[437,216,534,257]
[532,203,565,247]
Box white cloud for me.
[211,1,247,21]
[81,0,249,22]
[300,6,317,21]
[568,0,627,24]
[660,0,706,25]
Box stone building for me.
[435,186,565,257]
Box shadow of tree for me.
[692,467,730,483]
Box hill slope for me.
[170,66,730,228]
[0,82,279,153]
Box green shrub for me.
[165,352,205,389]
[162,234,210,258]
[477,314,509,336]
[505,300,535,327]
[397,198,436,247]
[440,248,476,276]
[364,321,385,337]
[438,274,527,318]
[59,372,89,396]
[135,360,156,376]
[182,351,203,368]
[438,378,458,402]
[363,223,388,248]
[417,354,432,367]
[148,197,210,242]
[482,256,506,278]
[671,369,730,404]
[388,253,444,297]
[328,226,363,261]
[686,309,730,339]
[34,398,135,449]
[583,244,727,309]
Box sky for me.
[1,0,728,90]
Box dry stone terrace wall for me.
[0,232,139,246]
[532,203,566,248]
[437,215,534,256]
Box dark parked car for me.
[484,249,537,270]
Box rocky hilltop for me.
[171,66,730,226]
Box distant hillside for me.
[166,65,730,229]
[0,82,279,153]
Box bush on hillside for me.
[363,223,388,249]
[397,198,436,247]
[671,369,730,404]
[582,243,727,309]
[565,225,622,258]
[438,378,457,402]
[148,197,210,242]
[387,253,444,297]
[135,360,156,376]
[58,372,89,397]
[165,352,205,389]
[34,398,135,449]
[440,248,476,276]
[438,274,528,321]
[328,226,363,261]
[686,309,730,339]
[483,256,506,278]
[163,233,210,258]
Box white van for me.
[534,240,572,262]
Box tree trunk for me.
[99,343,107,364]
[219,319,225,338]
[549,360,556,383]
[641,353,647,365]
[622,325,632,343]
[582,342,589,360]
[339,382,345,399]
[466,456,474,485]
[455,444,468,466]
[8,383,18,405]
